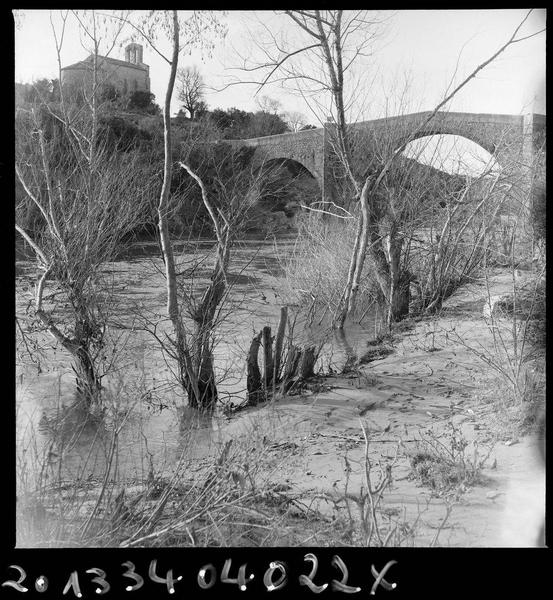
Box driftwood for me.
[246,307,319,405]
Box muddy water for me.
[16,236,379,485]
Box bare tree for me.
[334,12,544,327]
[16,95,152,403]
[176,145,272,409]
[108,10,239,410]
[15,11,161,402]
[255,95,282,115]
[230,9,545,328]
[283,110,309,132]
[177,65,206,120]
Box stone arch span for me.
[250,156,322,218]
[255,156,319,187]
[228,127,325,191]
[229,111,545,205]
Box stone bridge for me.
[230,111,545,203]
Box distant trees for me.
[97,86,161,115]
[255,95,282,115]
[125,90,160,114]
[247,111,290,137]
[16,78,60,105]
[177,65,206,120]
[205,106,289,139]
[283,110,310,132]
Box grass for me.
[451,260,545,439]
[408,421,494,495]
[274,215,381,328]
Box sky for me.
[14,9,545,117]
[13,9,546,174]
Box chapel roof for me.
[62,54,148,72]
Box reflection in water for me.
[38,395,118,487]
[333,328,357,367]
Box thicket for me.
[15,99,304,240]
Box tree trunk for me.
[262,326,274,391]
[246,331,263,406]
[385,234,409,325]
[157,13,180,327]
[187,265,226,410]
[36,294,102,404]
[273,306,288,381]
[389,271,411,323]
[299,346,317,379]
[187,332,218,410]
[73,346,102,401]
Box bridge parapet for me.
[227,126,323,148]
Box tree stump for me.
[273,306,288,381]
[262,325,274,391]
[246,331,263,406]
[299,346,317,379]
[245,307,320,404]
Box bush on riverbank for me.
[277,213,383,328]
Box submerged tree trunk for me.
[177,159,232,411]
[246,331,263,406]
[245,309,319,405]
[186,279,226,411]
[189,250,228,410]
[36,307,102,403]
[73,346,102,401]
[273,306,288,382]
[155,13,220,411]
[186,328,218,410]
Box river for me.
[15,235,380,487]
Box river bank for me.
[16,265,545,547]
[246,266,546,546]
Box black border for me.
[6,6,551,598]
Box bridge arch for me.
[252,155,321,218]
[400,133,501,177]
[398,128,496,159]
[229,126,326,188]
[229,111,544,206]
[255,156,319,180]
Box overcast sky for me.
[13,9,545,175]
[14,9,545,119]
